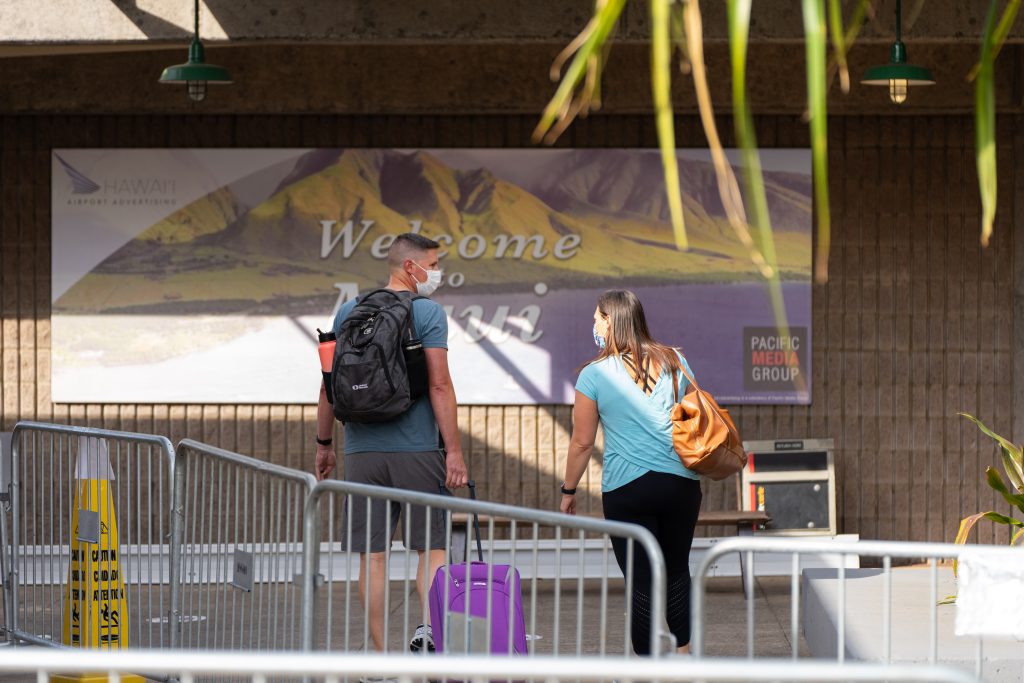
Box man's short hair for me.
[388,233,441,269]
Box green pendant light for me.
[861,0,934,104]
[159,0,232,102]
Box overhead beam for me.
[0,42,1018,116]
[1,0,1022,48]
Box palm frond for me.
[803,0,830,284]
[825,0,870,93]
[651,0,688,250]
[681,0,772,277]
[976,1,1000,247]
[727,0,805,395]
[533,0,628,145]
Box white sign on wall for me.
[52,148,812,404]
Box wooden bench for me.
[695,509,771,532]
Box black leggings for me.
[602,471,702,654]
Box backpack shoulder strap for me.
[354,289,431,339]
[393,291,429,339]
[358,288,402,303]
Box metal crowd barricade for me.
[0,430,10,645]
[4,421,176,649]
[168,439,316,651]
[0,647,986,683]
[691,536,1020,680]
[301,480,672,658]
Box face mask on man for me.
[593,324,607,349]
[413,261,443,296]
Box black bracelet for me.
[316,436,333,446]
[560,482,577,495]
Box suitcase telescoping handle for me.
[439,480,484,563]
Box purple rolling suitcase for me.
[428,482,528,655]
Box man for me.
[314,232,468,656]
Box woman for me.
[560,289,702,655]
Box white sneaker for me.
[409,623,435,652]
[354,649,400,683]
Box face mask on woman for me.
[593,324,606,349]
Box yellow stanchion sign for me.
[62,477,128,648]
[57,438,144,683]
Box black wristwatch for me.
[316,436,333,446]
[560,482,577,495]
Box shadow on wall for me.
[110,1,194,40]
[109,1,369,42]
[332,405,606,520]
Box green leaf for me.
[986,466,1024,511]
[952,512,986,577]
[824,0,869,92]
[955,512,989,547]
[727,0,805,396]
[982,511,1024,527]
[1000,447,1024,493]
[533,0,627,144]
[727,0,774,264]
[826,0,848,92]
[681,0,772,277]
[842,1,870,46]
[651,0,687,251]
[959,413,1024,491]
[955,510,1024,544]
[989,0,1023,57]
[803,0,830,284]
[953,510,1024,576]
[670,1,687,66]
[960,413,1022,457]
[937,594,957,606]
[968,0,1022,81]
[976,1,999,247]
[1013,527,1024,546]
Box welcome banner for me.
[51,148,812,404]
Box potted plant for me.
[953,413,1024,557]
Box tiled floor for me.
[0,574,806,682]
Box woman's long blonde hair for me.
[590,290,683,389]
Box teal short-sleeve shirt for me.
[332,294,448,454]
[576,354,700,492]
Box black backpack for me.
[331,289,430,424]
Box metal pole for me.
[167,448,187,649]
[300,488,322,652]
[0,436,11,641]
[8,428,20,643]
[0,647,990,683]
[897,0,905,43]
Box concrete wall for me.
[2,0,1022,543]
[0,42,1018,116]
[0,112,1016,544]
[3,1,1023,46]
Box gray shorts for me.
[342,449,448,553]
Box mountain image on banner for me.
[54,149,811,315]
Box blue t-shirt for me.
[575,354,700,492]
[332,294,448,454]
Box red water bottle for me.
[317,328,336,404]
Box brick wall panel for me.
[0,113,1016,545]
